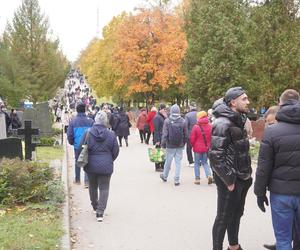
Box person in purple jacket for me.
[79,111,119,222]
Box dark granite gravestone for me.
[251,118,265,141]
[18,121,39,160]
[36,102,52,136]
[21,102,52,136]
[0,137,23,159]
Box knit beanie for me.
[197,111,207,119]
[95,111,108,126]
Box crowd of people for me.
[57,70,300,250]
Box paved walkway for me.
[67,128,274,250]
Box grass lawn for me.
[0,204,63,250]
[36,146,64,163]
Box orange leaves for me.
[114,8,187,95]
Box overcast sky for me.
[0,0,142,61]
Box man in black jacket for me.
[153,103,167,171]
[254,89,300,250]
[209,87,252,250]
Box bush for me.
[0,158,64,206]
[38,137,56,146]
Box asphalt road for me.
[68,128,274,250]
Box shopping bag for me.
[148,147,166,163]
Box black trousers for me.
[139,130,146,142]
[212,175,252,250]
[186,139,194,164]
[118,136,128,146]
[145,132,153,144]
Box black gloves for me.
[257,195,269,212]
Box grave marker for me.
[18,120,39,160]
[0,137,23,159]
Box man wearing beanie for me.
[160,104,188,186]
[209,87,252,250]
[68,102,94,186]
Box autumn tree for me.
[114,8,187,105]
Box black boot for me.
[263,244,276,250]
[125,139,128,147]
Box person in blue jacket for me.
[67,102,94,186]
[79,111,119,222]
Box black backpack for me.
[168,120,184,146]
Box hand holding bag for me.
[76,129,90,168]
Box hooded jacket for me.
[190,116,212,153]
[208,101,251,186]
[254,100,300,196]
[80,124,119,175]
[153,111,166,144]
[161,104,188,148]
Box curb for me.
[61,134,71,250]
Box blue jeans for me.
[270,193,300,250]
[74,149,89,183]
[162,147,184,183]
[194,152,212,179]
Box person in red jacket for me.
[190,111,213,185]
[136,108,148,143]
[145,106,157,145]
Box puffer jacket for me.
[80,124,119,175]
[208,101,252,186]
[254,100,300,196]
[190,116,212,153]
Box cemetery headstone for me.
[0,137,23,159]
[0,112,7,139]
[21,102,53,136]
[36,102,53,136]
[251,118,265,141]
[18,120,39,160]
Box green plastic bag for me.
[148,147,166,163]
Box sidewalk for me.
[67,129,274,250]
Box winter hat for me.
[170,104,180,116]
[197,111,207,119]
[224,87,245,104]
[95,111,108,126]
[159,103,166,111]
[76,102,86,113]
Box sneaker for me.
[208,176,213,185]
[188,163,194,168]
[160,174,167,182]
[73,180,81,185]
[263,244,276,250]
[96,213,103,222]
[84,182,89,188]
[174,182,180,186]
[194,179,200,185]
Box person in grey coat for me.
[184,103,197,166]
[160,104,188,186]
[114,107,130,147]
[79,111,119,222]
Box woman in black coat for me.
[114,107,130,147]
